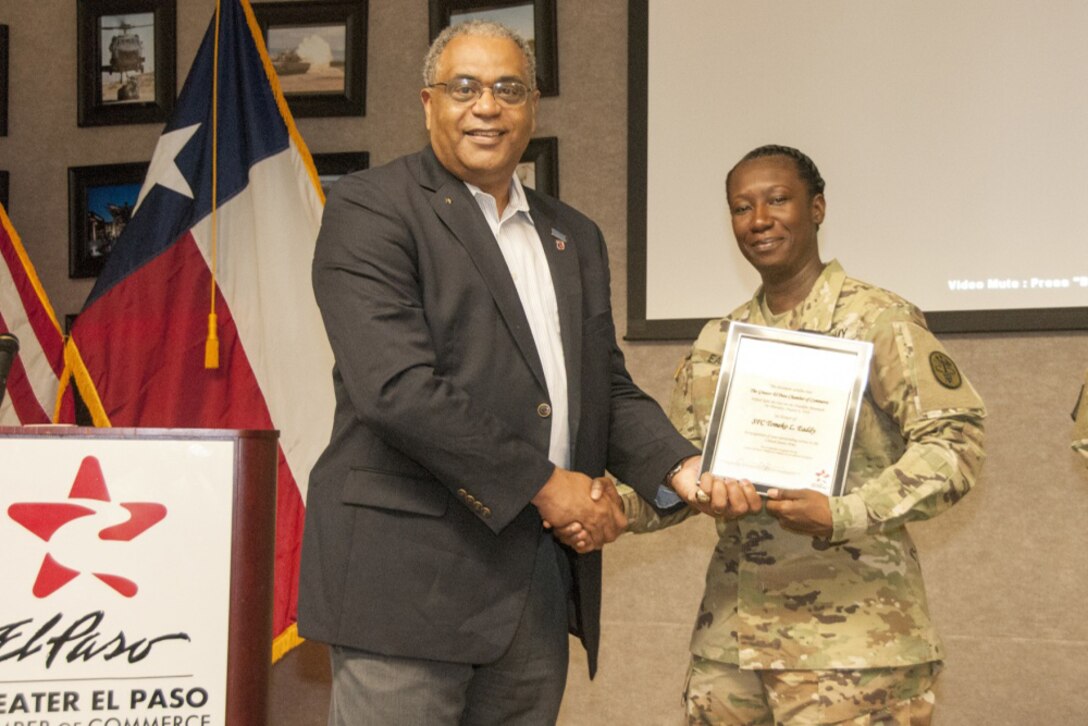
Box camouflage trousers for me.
[683,656,940,726]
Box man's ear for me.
[421,88,434,131]
[529,90,540,134]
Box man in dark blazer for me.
[298,20,700,725]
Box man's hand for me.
[534,469,626,552]
[764,488,832,537]
[671,458,762,520]
[550,477,624,551]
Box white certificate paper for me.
[701,323,873,496]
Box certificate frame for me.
[701,322,873,497]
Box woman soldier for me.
[620,145,986,725]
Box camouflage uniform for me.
[625,260,986,722]
[684,656,938,725]
[1073,369,1088,463]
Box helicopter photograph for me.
[98,13,155,104]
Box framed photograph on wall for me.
[1,25,9,136]
[312,151,369,196]
[518,137,558,198]
[68,162,148,278]
[0,170,9,210]
[251,1,368,117]
[429,0,558,96]
[76,0,177,127]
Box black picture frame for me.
[76,0,177,127]
[68,162,148,278]
[251,1,368,118]
[0,171,8,211]
[0,25,9,137]
[312,151,369,195]
[518,137,558,198]
[429,0,558,96]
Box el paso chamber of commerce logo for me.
[9,456,168,599]
[0,439,236,724]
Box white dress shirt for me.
[465,177,571,469]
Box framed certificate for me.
[701,322,873,497]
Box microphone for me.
[0,332,19,409]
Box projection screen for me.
[627,0,1088,339]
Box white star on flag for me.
[134,123,202,213]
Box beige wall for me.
[3,1,1086,723]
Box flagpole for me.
[205,0,222,369]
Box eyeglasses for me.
[429,77,532,107]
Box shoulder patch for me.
[929,351,963,389]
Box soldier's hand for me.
[666,456,705,507]
[765,488,832,537]
[674,469,761,519]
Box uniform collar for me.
[748,259,846,333]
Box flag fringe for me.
[271,622,305,664]
[59,338,111,426]
[241,0,319,661]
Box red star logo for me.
[7,456,167,598]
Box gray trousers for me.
[327,532,571,725]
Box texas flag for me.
[0,203,65,426]
[58,0,335,659]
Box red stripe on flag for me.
[0,309,52,424]
[73,233,304,634]
[0,223,64,375]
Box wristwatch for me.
[665,459,685,489]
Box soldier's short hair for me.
[422,20,537,91]
[727,145,826,199]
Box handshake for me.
[532,456,769,552]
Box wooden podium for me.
[0,427,278,726]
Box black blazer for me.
[298,147,695,676]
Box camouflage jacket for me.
[627,260,986,670]
[1074,369,1088,462]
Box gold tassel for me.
[204,312,219,369]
